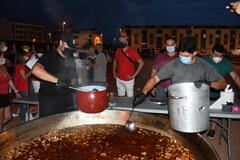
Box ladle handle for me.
[126,104,136,122]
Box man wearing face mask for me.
[32,34,78,118]
[133,36,226,106]
[202,44,240,100]
[201,44,240,138]
[151,37,178,103]
[113,35,144,97]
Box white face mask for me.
[212,57,222,63]
[2,46,7,52]
[73,53,78,58]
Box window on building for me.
[157,29,162,34]
[194,34,199,39]
[186,29,192,35]
[150,34,154,44]
[209,34,214,44]
[164,34,169,43]
[156,37,162,48]
[142,29,148,48]
[126,29,131,45]
[172,29,177,37]
[201,30,206,48]
[224,34,228,45]
[180,34,184,41]
[134,33,138,44]
[230,30,236,49]
[239,35,240,45]
[215,30,221,44]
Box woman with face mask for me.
[14,53,32,122]
[0,52,21,133]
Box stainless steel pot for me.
[168,82,210,133]
[0,110,218,160]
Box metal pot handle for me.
[169,95,187,99]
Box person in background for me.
[113,35,144,97]
[22,45,34,58]
[0,52,21,133]
[150,37,178,103]
[90,44,109,82]
[133,36,227,106]
[30,52,44,93]
[201,44,240,138]
[73,50,89,84]
[87,46,96,82]
[14,53,31,121]
[32,34,78,118]
[0,40,12,68]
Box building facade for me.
[121,25,240,53]
[71,28,103,48]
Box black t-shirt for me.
[38,50,77,95]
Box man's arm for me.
[113,59,117,79]
[129,59,144,79]
[32,63,58,83]
[229,71,240,88]
[211,78,227,90]
[142,75,160,95]
[151,69,157,77]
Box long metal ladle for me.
[125,104,137,133]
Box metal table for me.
[12,95,240,160]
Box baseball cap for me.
[60,34,77,49]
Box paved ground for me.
[5,56,240,160]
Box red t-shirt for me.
[0,67,10,94]
[152,51,178,88]
[14,64,29,91]
[114,47,142,81]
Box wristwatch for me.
[14,90,19,93]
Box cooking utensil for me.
[75,85,108,113]
[125,104,137,133]
[168,82,210,133]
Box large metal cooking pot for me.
[0,110,219,160]
[168,82,210,133]
[75,85,108,113]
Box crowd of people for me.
[0,1,240,134]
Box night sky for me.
[0,0,239,43]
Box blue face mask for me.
[37,53,43,57]
[0,58,6,65]
[166,46,175,52]
[179,55,192,64]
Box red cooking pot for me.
[75,85,108,113]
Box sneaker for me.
[12,113,18,117]
[207,129,215,138]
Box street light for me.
[62,21,66,33]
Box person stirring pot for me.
[133,37,227,106]
[32,34,78,118]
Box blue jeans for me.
[19,91,28,121]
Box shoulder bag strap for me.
[120,49,135,64]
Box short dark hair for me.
[179,36,197,54]
[212,44,225,53]
[165,37,175,43]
